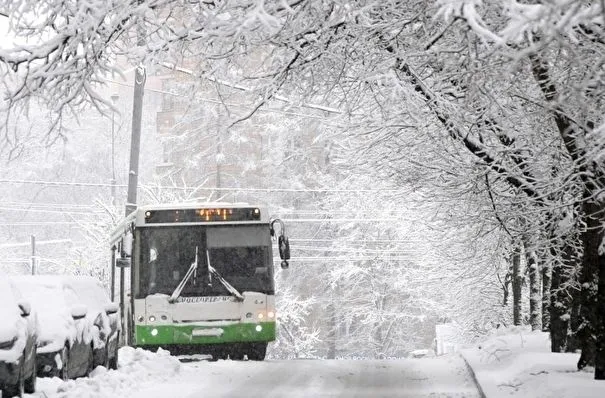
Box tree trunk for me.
[525,240,542,331]
[596,246,605,379]
[529,52,605,378]
[549,258,568,352]
[512,245,523,326]
[549,240,580,352]
[593,213,605,379]
[576,200,602,370]
[326,301,337,359]
[568,292,581,353]
[541,261,552,331]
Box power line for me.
[272,257,420,262]
[282,218,401,222]
[0,179,405,193]
[0,201,96,209]
[0,206,105,215]
[289,239,429,243]
[0,239,74,248]
[1,222,80,226]
[293,247,426,254]
[104,78,336,122]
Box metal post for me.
[110,246,116,301]
[120,264,126,343]
[30,235,36,275]
[125,66,145,216]
[111,93,119,206]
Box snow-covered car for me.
[0,279,37,397]
[10,276,95,380]
[60,276,120,370]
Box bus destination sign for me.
[144,207,261,223]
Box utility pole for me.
[120,8,146,346]
[111,93,119,206]
[30,235,36,275]
[125,65,146,217]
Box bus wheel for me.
[246,343,267,361]
[230,350,244,361]
[208,349,221,361]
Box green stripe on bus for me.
[134,322,276,346]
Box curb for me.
[459,353,487,398]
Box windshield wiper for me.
[169,246,199,303]
[206,249,244,301]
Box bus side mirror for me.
[116,257,131,268]
[278,235,290,260]
[279,235,290,269]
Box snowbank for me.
[31,347,181,398]
[461,326,604,397]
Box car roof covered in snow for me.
[11,274,110,309]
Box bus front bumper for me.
[134,321,276,346]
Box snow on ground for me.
[21,327,605,398]
[24,349,480,397]
[460,326,604,398]
[28,347,181,398]
[129,355,480,398]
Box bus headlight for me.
[151,329,158,336]
[267,311,275,319]
[149,315,156,322]
[255,325,263,332]
[257,313,264,320]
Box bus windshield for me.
[135,225,274,298]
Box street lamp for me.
[110,93,119,206]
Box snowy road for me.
[31,348,482,398]
[134,357,481,398]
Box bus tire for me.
[246,343,267,361]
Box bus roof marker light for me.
[255,325,262,332]
[151,328,159,336]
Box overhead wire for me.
[0,179,407,193]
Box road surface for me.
[31,348,482,397]
[132,356,481,398]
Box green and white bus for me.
[109,203,290,360]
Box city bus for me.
[109,203,290,361]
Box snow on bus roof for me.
[137,202,253,210]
